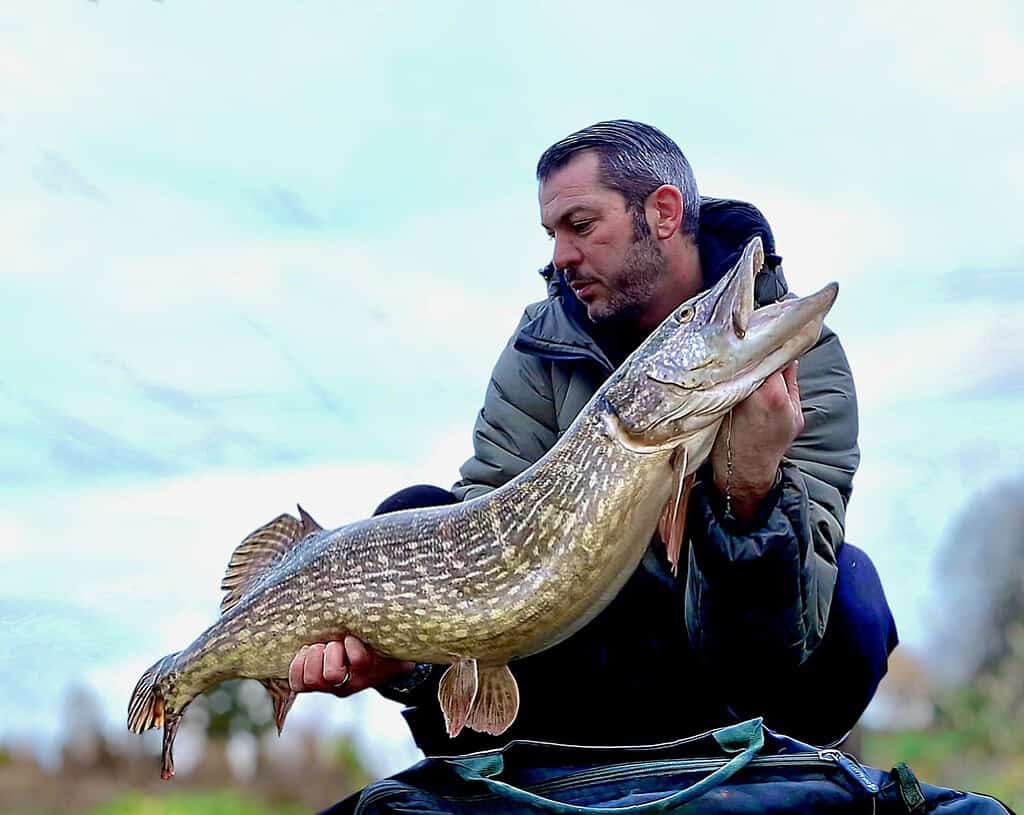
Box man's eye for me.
[571,220,594,234]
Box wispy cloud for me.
[240,316,348,416]
[32,150,108,202]
[256,186,322,229]
[0,387,173,480]
[98,355,218,420]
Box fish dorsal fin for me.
[220,512,305,614]
[298,504,323,537]
[465,665,520,736]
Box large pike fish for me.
[128,237,837,778]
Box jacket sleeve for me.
[683,324,858,675]
[451,309,560,502]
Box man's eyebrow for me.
[541,205,594,232]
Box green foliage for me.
[864,728,1024,813]
[191,680,275,740]
[332,735,373,791]
[863,672,1024,812]
[84,790,305,815]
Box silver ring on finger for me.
[332,670,351,689]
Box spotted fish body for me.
[128,237,838,779]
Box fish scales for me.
[128,237,839,778]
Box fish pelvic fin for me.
[220,507,321,614]
[465,665,519,737]
[438,658,479,738]
[260,678,297,735]
[127,652,178,734]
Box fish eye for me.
[676,305,695,323]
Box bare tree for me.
[930,476,1024,685]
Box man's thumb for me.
[783,360,801,407]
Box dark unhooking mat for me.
[321,719,1014,815]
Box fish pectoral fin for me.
[658,449,694,577]
[465,665,519,737]
[438,658,479,738]
[260,678,297,735]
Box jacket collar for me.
[515,197,790,371]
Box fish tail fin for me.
[127,652,178,734]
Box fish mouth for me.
[697,235,837,384]
[639,236,837,435]
[733,281,838,384]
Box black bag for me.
[329,718,1014,814]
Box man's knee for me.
[373,484,459,516]
[831,543,899,672]
[763,544,898,744]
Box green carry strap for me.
[447,718,765,815]
[892,763,926,814]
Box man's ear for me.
[647,185,685,240]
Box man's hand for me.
[710,361,803,522]
[287,636,416,697]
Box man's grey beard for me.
[588,231,667,326]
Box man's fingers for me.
[323,640,349,685]
[344,634,372,674]
[289,645,310,692]
[287,637,411,696]
[302,643,327,687]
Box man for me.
[290,121,897,754]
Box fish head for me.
[603,236,838,451]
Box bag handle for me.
[447,718,765,814]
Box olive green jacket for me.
[451,198,859,668]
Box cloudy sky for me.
[1,0,1022,776]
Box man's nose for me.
[552,235,583,272]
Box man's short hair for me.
[536,120,699,239]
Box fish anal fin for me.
[260,678,297,735]
[298,504,324,537]
[438,658,478,738]
[465,664,519,736]
[220,513,305,614]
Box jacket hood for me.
[519,197,790,369]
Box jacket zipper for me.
[818,749,880,793]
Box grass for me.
[863,728,1024,812]
[84,790,308,815]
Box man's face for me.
[539,151,666,326]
